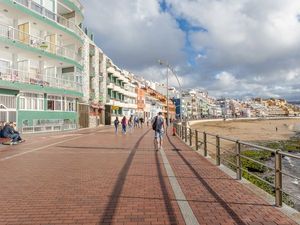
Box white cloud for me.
[81,0,186,70]
[82,0,300,100]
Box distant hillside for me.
[288,101,300,105]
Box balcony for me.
[90,92,95,100]
[13,0,84,39]
[90,67,95,77]
[89,48,95,56]
[0,66,82,93]
[0,23,82,64]
[68,0,84,12]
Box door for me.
[78,103,89,128]
[105,105,111,125]
[17,60,29,82]
[48,34,56,54]
[45,67,56,86]
[0,59,11,80]
[18,22,30,44]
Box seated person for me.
[0,122,4,138]
[2,122,23,144]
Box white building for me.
[105,60,137,124]
[0,0,85,132]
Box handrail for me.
[13,0,84,39]
[0,23,82,63]
[279,151,300,160]
[0,65,82,92]
[175,123,300,209]
[239,141,277,153]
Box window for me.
[47,95,63,111]
[66,97,76,112]
[19,93,44,110]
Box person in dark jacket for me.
[0,122,4,138]
[2,122,22,144]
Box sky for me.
[81,0,300,100]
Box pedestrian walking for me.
[152,112,165,150]
[121,116,127,134]
[128,115,133,133]
[134,116,139,128]
[114,117,119,134]
[139,117,144,128]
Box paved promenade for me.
[0,126,298,225]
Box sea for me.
[282,154,300,210]
[281,119,300,210]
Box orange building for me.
[136,87,147,119]
[142,86,175,120]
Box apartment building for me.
[105,59,137,124]
[0,0,84,132]
[81,32,107,128]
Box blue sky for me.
[159,0,207,65]
[82,0,300,100]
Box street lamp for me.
[158,60,183,125]
[158,60,169,126]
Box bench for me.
[0,138,11,144]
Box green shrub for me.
[222,147,296,208]
[284,144,300,152]
[241,150,272,172]
[265,142,281,149]
[242,171,274,195]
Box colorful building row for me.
[0,0,176,132]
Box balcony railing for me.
[0,23,82,64]
[0,66,82,93]
[22,123,77,133]
[13,0,84,39]
[69,0,84,12]
[45,75,82,93]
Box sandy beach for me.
[191,118,300,142]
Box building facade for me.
[105,59,137,124]
[0,0,85,132]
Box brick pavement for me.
[0,126,297,225]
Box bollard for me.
[185,127,188,143]
[216,135,220,166]
[172,125,176,136]
[195,130,199,150]
[181,126,184,140]
[236,141,242,180]
[275,151,283,207]
[189,128,192,146]
[203,132,207,157]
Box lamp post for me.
[158,60,183,125]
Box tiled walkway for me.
[0,126,297,225]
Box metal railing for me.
[45,75,82,93]
[0,23,82,64]
[21,123,77,133]
[174,123,300,209]
[13,0,84,39]
[0,65,82,93]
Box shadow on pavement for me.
[98,130,150,225]
[166,133,247,225]
[155,150,179,225]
